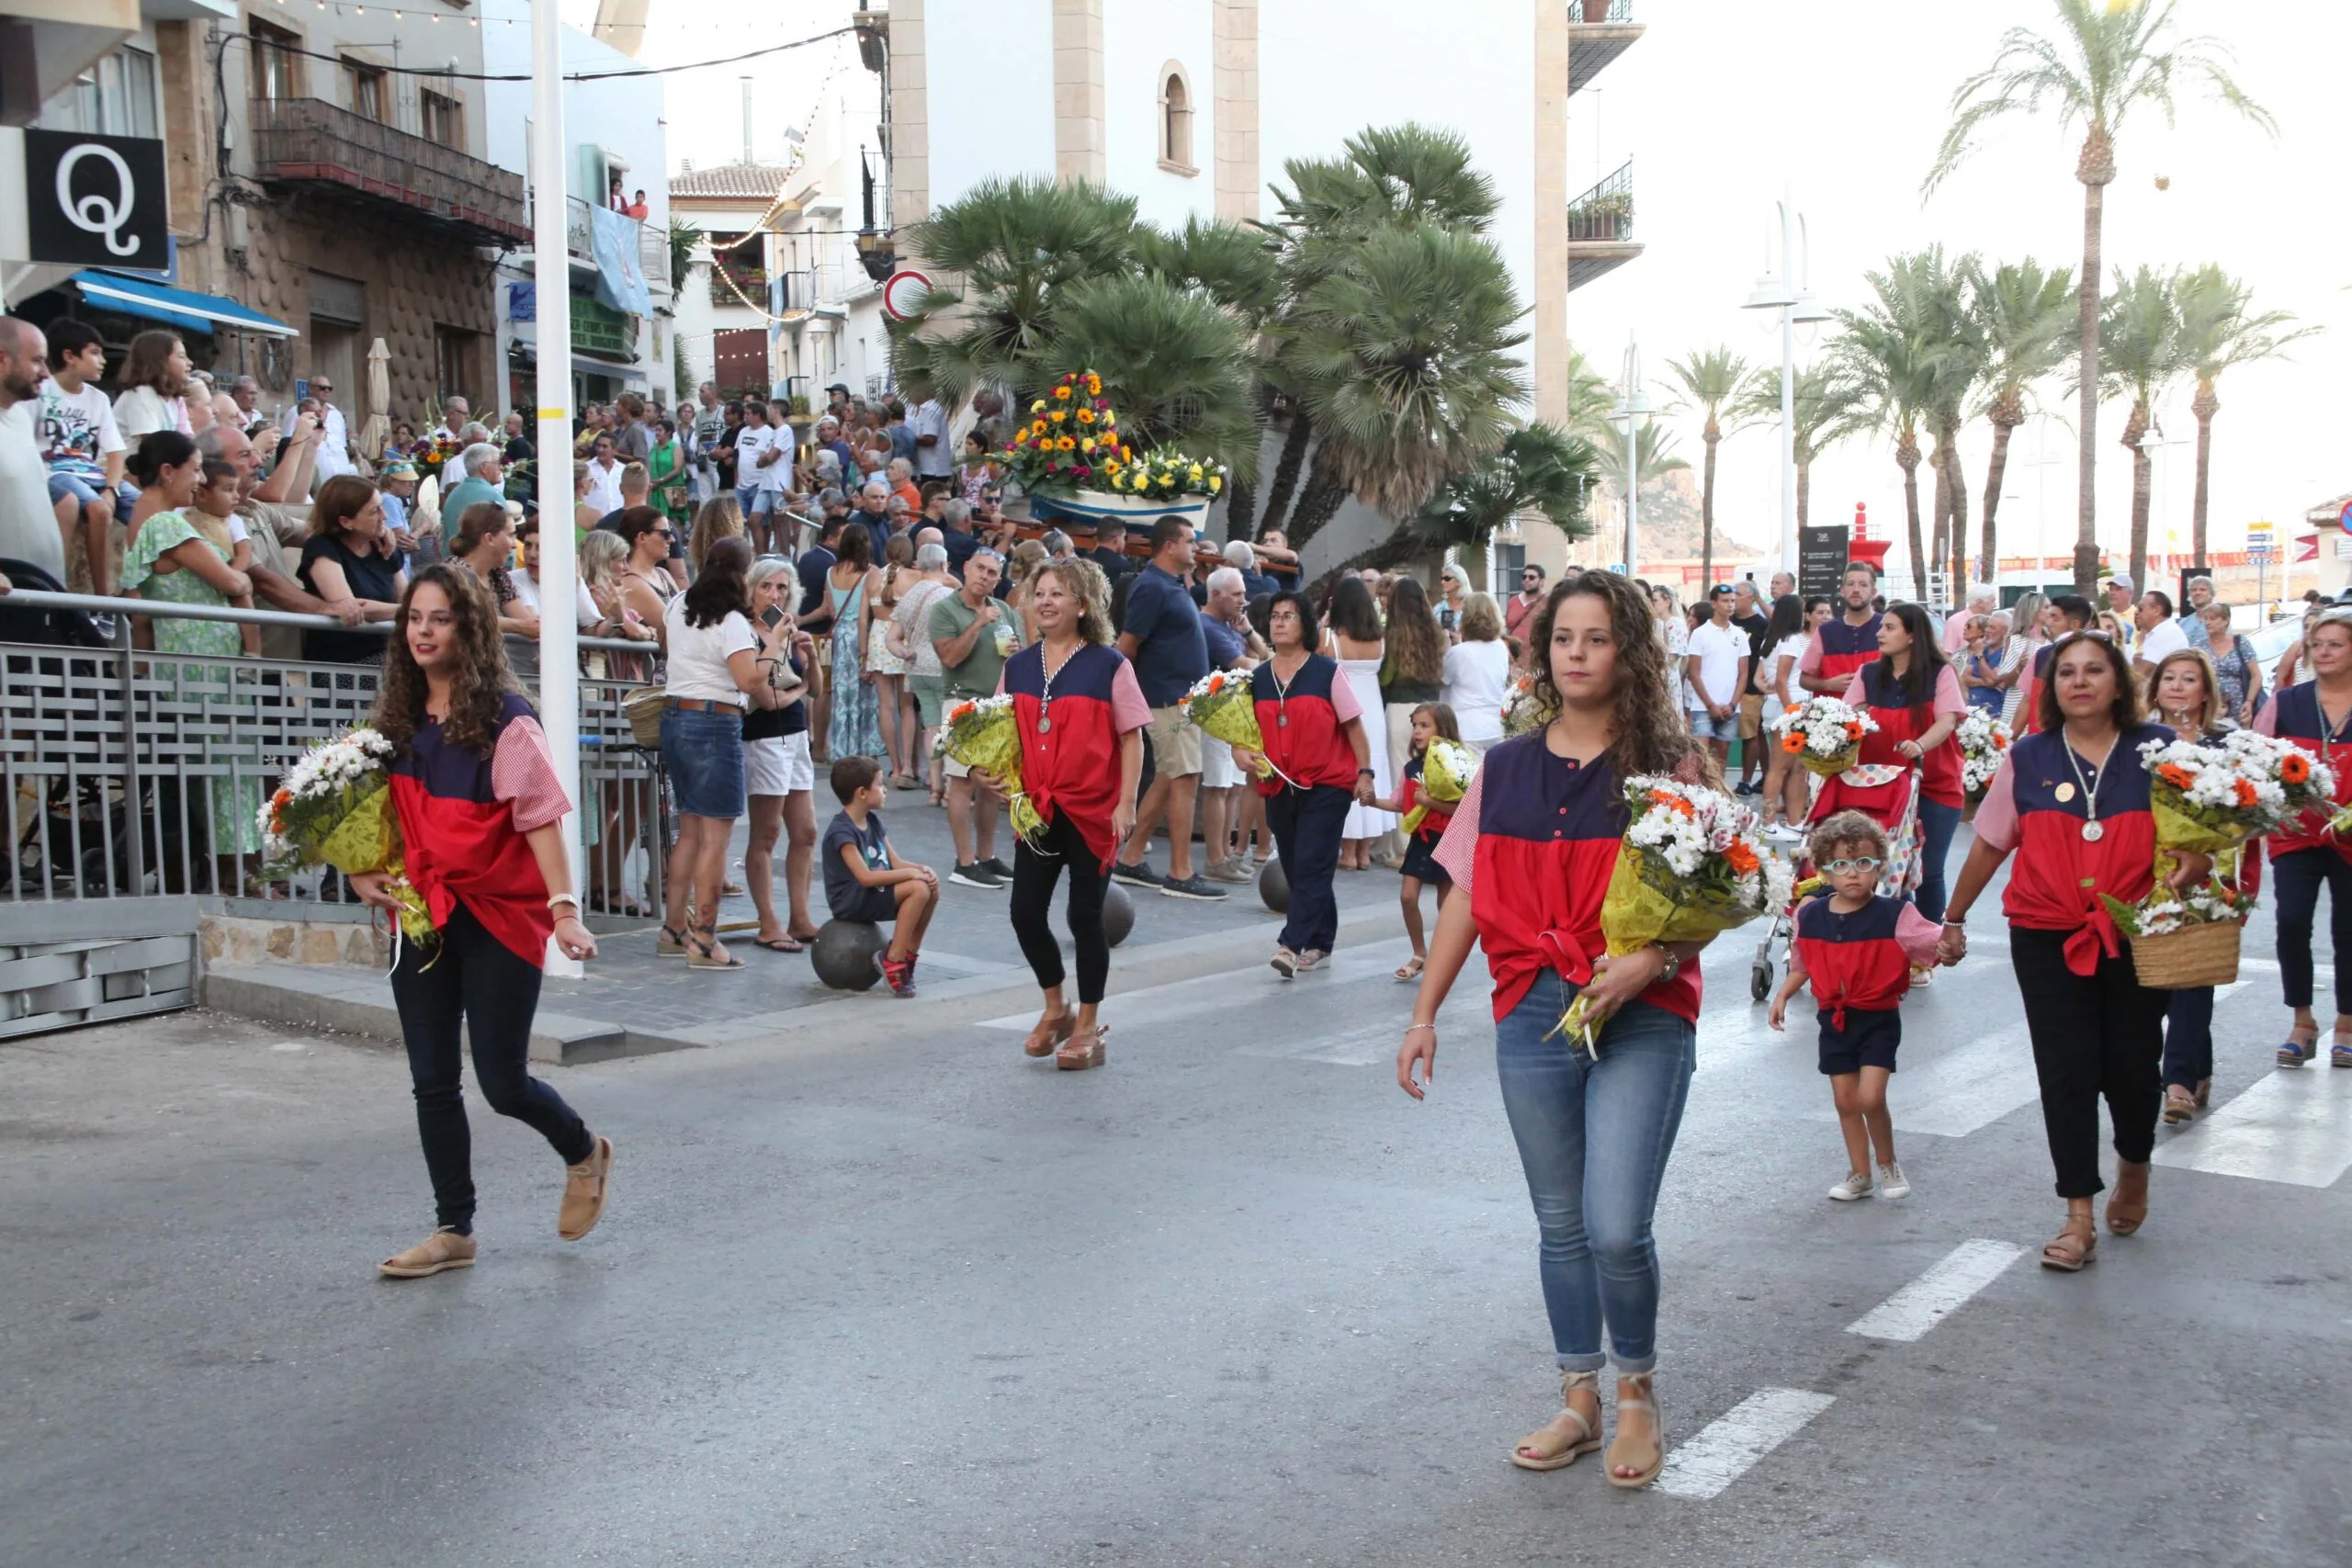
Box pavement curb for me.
[199,899,1400,1065]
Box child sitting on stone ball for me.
[821,755,938,997]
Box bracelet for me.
[1941,919,1966,928]
[1404,1022,1436,1034]
[548,893,581,912]
[1358,768,1374,776]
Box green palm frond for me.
[1733,362,1870,460]
[1664,345,1756,437]
[2174,264,2321,383]
[1968,256,2076,420]
[1133,216,1283,327]
[2093,264,2188,408]
[1409,423,1599,552]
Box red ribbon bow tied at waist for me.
[2064,896,2125,978]
[1536,926,1599,987]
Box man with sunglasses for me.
[1503,562,1547,646]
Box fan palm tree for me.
[1968,257,2076,579]
[2172,265,2320,567]
[1735,363,1870,531]
[1665,345,1755,584]
[1046,273,1259,468]
[1925,0,2273,594]
[2094,265,2188,592]
[1410,423,1598,555]
[1563,346,1616,443]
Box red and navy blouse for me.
[388,693,572,967]
[1395,753,1451,842]
[2019,643,2056,734]
[1805,614,1883,689]
[1001,641,1151,871]
[1847,661,1966,808]
[1792,895,1943,1029]
[1431,736,1703,1024]
[1250,653,1363,797]
[1971,722,2173,975]
[2254,681,2352,859]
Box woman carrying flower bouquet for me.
[353,565,612,1280]
[1395,570,1716,1489]
[1841,603,1966,926]
[1938,631,2207,1270]
[1231,592,1376,978]
[2252,606,2352,1068]
[993,559,1147,1071]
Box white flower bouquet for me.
[1956,707,2013,802]
[1771,697,1878,777]
[259,727,434,945]
[2141,728,2335,852]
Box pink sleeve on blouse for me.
[1800,628,1826,675]
[2254,697,2279,738]
[1969,753,2020,852]
[1108,659,1153,733]
[1932,665,1967,716]
[1843,671,1867,705]
[1430,769,1484,891]
[1894,903,1946,965]
[492,714,571,833]
[1326,660,1363,725]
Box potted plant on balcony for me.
[996,368,1227,530]
[1582,0,1615,22]
[1577,189,1634,241]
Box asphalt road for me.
[4,853,2348,1567]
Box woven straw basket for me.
[2130,919,2241,990]
[622,686,669,749]
[1800,745,1860,779]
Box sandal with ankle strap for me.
[1056,1025,1107,1071]
[1510,1369,1602,1472]
[657,923,689,958]
[1023,1011,1076,1058]
[2041,1215,2097,1271]
[687,922,742,972]
[1606,1373,1666,1489]
[2162,1084,2198,1124]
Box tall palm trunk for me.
[1942,424,1971,592]
[1928,436,1951,598]
[2190,378,2218,568]
[1698,417,1720,584]
[2073,124,2115,594]
[1260,412,1313,537]
[1897,427,1926,597]
[1980,389,2023,586]
[1795,439,1814,530]
[2120,399,2152,592]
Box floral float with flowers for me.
[997,368,1228,502]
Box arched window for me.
[1158,63,1195,175]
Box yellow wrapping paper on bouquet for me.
[311,780,435,945]
[1399,739,1476,838]
[935,697,1048,848]
[1555,839,1770,1054]
[1180,671,1274,778]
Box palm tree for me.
[1837,264,1959,599]
[2173,265,2320,567]
[2095,265,2187,592]
[1887,248,1984,595]
[1968,257,2075,580]
[1047,273,1259,464]
[1735,363,1870,531]
[1665,346,1754,584]
[1925,0,2274,593]
[1409,423,1598,556]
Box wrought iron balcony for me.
[246,96,527,247]
[1566,160,1641,290]
[536,195,672,296]
[1567,0,1644,94]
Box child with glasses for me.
[1767,810,1947,1201]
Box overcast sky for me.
[602,0,2347,558]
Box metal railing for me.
[1566,159,1635,243]
[248,96,529,246]
[0,593,667,931]
[1571,0,1634,21]
[547,195,671,294]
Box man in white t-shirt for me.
[2132,589,2188,680]
[908,396,952,480]
[733,403,775,518]
[0,316,67,582]
[285,374,354,480]
[1684,583,1752,770]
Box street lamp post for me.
[1740,192,1833,581]
[1608,333,1657,578]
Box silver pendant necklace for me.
[1035,641,1080,734]
[2062,732,2114,842]
[1270,656,1306,728]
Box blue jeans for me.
[2163,987,2214,1090]
[735,485,761,520]
[2272,846,2352,1015]
[1911,795,1962,923]
[1494,972,1696,1373]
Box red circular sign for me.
[880,269,932,321]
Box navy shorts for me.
[832,885,897,925]
[1398,829,1451,886]
[1817,1006,1901,1076]
[661,705,747,819]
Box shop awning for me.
[70,271,300,340]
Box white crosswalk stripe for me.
[1657,1387,1837,1500]
[1846,1239,2027,1341]
[2153,1066,2352,1189]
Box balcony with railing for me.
[1567,0,1644,94]
[537,195,673,297]
[247,97,527,246]
[1566,160,1641,290]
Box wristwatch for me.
[1650,945,1682,984]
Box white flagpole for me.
[530,0,584,978]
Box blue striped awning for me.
[69,271,299,340]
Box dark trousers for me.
[2010,926,2165,1199]
[2271,846,2352,1014]
[1010,809,1112,1004]
[390,901,595,1235]
[1269,783,1350,954]
[2162,987,2214,1091]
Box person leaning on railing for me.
[298,475,407,664]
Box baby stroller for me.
[1748,761,1924,1002]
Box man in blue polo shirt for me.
[1113,515,1223,900]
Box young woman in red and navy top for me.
[1841,602,1966,926]
[1366,701,1462,982]
[2251,606,2352,1068]
[994,559,1148,1071]
[1231,592,1375,979]
[1939,630,2210,1271]
[1796,560,1883,696]
[1395,570,1714,1491]
[350,564,612,1280]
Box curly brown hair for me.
[1032,558,1114,645]
[370,563,517,760]
[1527,571,1710,782]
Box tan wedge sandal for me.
[2041,1214,2097,1271]
[1510,1369,1602,1472]
[1023,1011,1075,1058]
[1056,1025,1107,1071]
[1606,1372,1666,1488]
[2106,1159,2150,1235]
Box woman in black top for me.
[298,474,406,663]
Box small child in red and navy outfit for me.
[1768,809,1946,1201]
[1369,703,1461,982]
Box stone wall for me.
[200,914,390,971]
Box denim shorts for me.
[1687,708,1740,741]
[661,704,748,819]
[47,470,106,511]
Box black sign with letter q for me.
[23,129,169,270]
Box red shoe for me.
[874,951,917,998]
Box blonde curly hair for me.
[1032,558,1115,646]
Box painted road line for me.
[1845,1239,2026,1342]
[2152,1066,2352,1189]
[1803,1023,2041,1139]
[974,939,1417,1031]
[1656,1387,1837,1501]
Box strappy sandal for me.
[1605,1373,1666,1489]
[2162,1085,2198,1124]
[2278,1027,2318,1067]
[1023,1011,1076,1058]
[1394,956,1426,982]
[2333,1032,2352,1069]
[379,1226,476,1280]
[656,924,689,958]
[2041,1215,2098,1271]
[1056,1025,1107,1071]
[687,923,743,972]
[1510,1370,1602,1472]
[2106,1160,2150,1235]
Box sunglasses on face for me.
[1820,856,1883,875]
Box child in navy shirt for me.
[821,756,938,996]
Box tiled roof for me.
[669,162,794,200]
